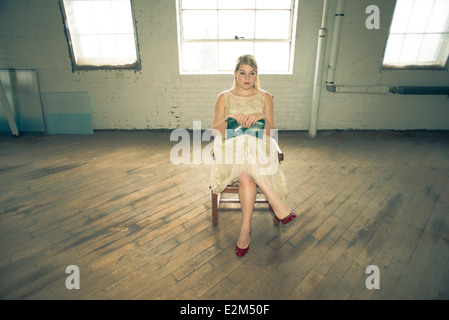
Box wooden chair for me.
[211,139,284,226]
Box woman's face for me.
[235,64,257,90]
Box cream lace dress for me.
[209,90,287,200]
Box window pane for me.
[418,34,441,63]
[218,0,255,9]
[383,34,403,65]
[72,1,97,34]
[255,42,290,72]
[256,0,292,9]
[255,10,291,39]
[116,34,138,62]
[112,1,135,33]
[218,10,255,39]
[98,35,119,59]
[182,0,217,9]
[218,42,254,71]
[400,34,424,64]
[406,0,433,33]
[182,11,217,39]
[182,42,217,72]
[438,34,449,65]
[92,1,116,35]
[427,0,449,33]
[78,35,101,59]
[389,0,413,34]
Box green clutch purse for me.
[226,118,265,139]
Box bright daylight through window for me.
[383,0,449,68]
[61,0,140,71]
[176,0,299,74]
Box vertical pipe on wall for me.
[309,0,331,138]
[326,0,346,88]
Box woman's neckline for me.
[228,89,262,98]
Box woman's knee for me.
[239,172,255,185]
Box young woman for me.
[210,55,296,257]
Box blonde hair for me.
[233,54,260,90]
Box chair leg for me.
[212,191,218,226]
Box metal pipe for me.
[326,0,346,87]
[328,85,449,95]
[309,0,331,138]
[334,85,390,94]
[390,86,449,95]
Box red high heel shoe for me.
[235,243,250,257]
[280,212,296,225]
[235,230,251,257]
[269,205,297,225]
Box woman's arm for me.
[263,93,275,136]
[211,93,227,135]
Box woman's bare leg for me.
[252,176,291,220]
[237,172,257,249]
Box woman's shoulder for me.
[217,89,232,98]
[215,90,230,105]
[259,89,272,97]
[259,89,273,103]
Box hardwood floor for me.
[0,130,448,300]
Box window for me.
[176,0,299,74]
[383,0,449,68]
[60,0,140,71]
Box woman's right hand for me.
[228,113,246,125]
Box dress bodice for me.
[223,90,266,117]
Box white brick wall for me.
[0,0,448,131]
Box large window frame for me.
[60,0,141,72]
[176,0,299,75]
[383,0,449,69]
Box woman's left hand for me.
[243,113,265,128]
